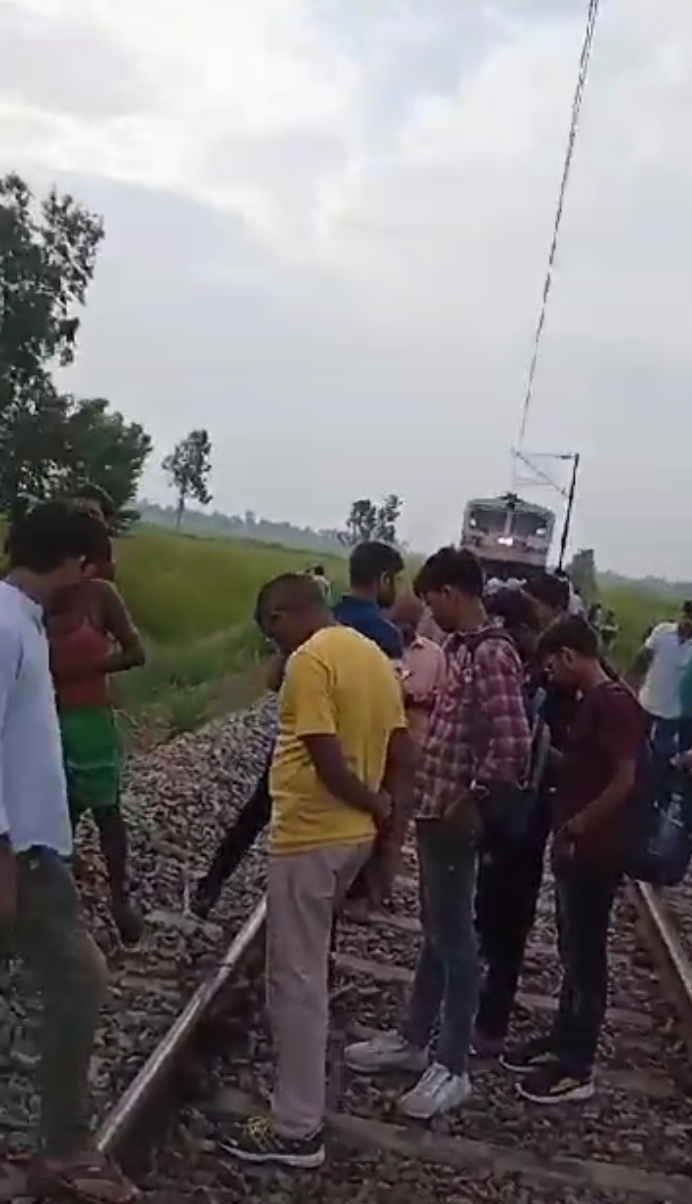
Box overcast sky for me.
[1,0,690,577]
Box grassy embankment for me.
[110,528,347,741]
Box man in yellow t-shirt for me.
[218,573,411,1170]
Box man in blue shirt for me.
[192,543,405,918]
[333,541,404,659]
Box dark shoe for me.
[190,876,221,920]
[471,1028,505,1059]
[111,895,144,947]
[517,1062,595,1104]
[500,1036,559,1074]
[217,1117,325,1169]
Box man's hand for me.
[551,825,576,867]
[371,790,393,828]
[0,843,18,926]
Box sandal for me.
[27,1150,140,1204]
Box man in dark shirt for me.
[502,616,645,1103]
[333,541,404,659]
[474,572,570,1055]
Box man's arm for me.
[99,581,146,673]
[286,649,390,825]
[380,726,417,844]
[0,627,21,920]
[627,627,659,689]
[473,641,532,787]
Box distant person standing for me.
[601,608,618,653]
[308,565,331,602]
[333,542,404,661]
[629,601,692,759]
[47,538,146,946]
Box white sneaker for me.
[344,1030,429,1074]
[399,1062,472,1119]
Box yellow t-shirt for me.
[269,625,407,855]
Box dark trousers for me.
[403,820,479,1075]
[200,759,272,893]
[648,714,692,759]
[475,801,551,1039]
[549,859,620,1076]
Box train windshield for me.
[468,506,506,535]
[511,510,550,539]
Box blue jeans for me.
[403,819,479,1075]
[648,715,692,760]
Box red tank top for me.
[48,598,111,710]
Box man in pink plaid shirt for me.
[346,547,531,1119]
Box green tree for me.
[373,493,402,543]
[0,172,105,508]
[341,495,403,546]
[163,428,213,529]
[56,396,152,524]
[342,498,378,545]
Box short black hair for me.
[524,571,570,614]
[414,546,484,600]
[349,541,404,588]
[6,500,110,574]
[682,600,692,619]
[538,614,600,661]
[313,564,325,576]
[254,572,326,627]
[486,587,541,634]
[74,482,116,520]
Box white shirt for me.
[639,621,692,720]
[0,581,73,855]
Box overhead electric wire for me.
[517,0,602,449]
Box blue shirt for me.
[0,582,73,855]
[332,595,403,660]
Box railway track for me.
[77,846,692,1204]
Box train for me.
[461,492,555,580]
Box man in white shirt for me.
[630,601,692,759]
[0,501,138,1203]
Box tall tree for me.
[373,493,402,544]
[162,429,213,529]
[343,498,378,545]
[56,397,152,523]
[341,495,403,546]
[0,173,105,507]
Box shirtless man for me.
[47,533,146,945]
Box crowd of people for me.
[2,502,692,1191]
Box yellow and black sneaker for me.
[517,1063,595,1104]
[217,1116,326,1169]
[499,1036,559,1074]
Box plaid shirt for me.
[415,625,531,819]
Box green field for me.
[110,528,347,738]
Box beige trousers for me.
[267,839,373,1138]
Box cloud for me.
[1,0,692,576]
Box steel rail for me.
[628,881,692,1059]
[96,896,266,1161]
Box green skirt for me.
[60,706,122,823]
